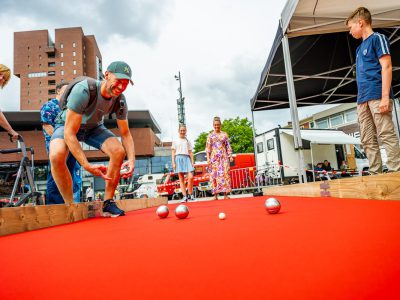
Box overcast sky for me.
[0,0,332,142]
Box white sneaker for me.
[180,196,187,203]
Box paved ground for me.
[169,192,256,204]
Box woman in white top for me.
[172,124,194,202]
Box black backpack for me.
[59,76,125,116]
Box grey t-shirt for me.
[57,80,128,128]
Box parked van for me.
[138,174,164,184]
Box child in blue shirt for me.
[346,7,400,173]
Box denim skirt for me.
[175,155,194,173]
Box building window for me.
[48,62,56,67]
[73,42,76,48]
[61,70,64,76]
[48,53,55,58]
[330,115,344,127]
[256,142,264,153]
[96,56,102,80]
[28,72,47,78]
[345,109,357,123]
[73,51,76,57]
[39,55,42,60]
[48,80,56,86]
[73,70,77,75]
[48,89,56,95]
[61,52,64,58]
[267,138,275,150]
[73,60,77,66]
[316,119,329,129]
[48,71,56,76]
[60,43,64,49]
[61,61,64,67]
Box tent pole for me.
[251,110,261,193]
[393,98,400,139]
[282,33,307,183]
[310,144,315,182]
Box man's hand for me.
[85,164,111,180]
[8,130,19,142]
[120,160,135,179]
[379,97,390,113]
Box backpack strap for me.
[110,94,126,118]
[85,78,98,111]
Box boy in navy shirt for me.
[346,7,400,173]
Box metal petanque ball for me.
[265,197,281,214]
[175,204,189,219]
[156,205,169,218]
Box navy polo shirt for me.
[356,32,394,104]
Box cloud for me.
[1,0,332,145]
[0,0,173,45]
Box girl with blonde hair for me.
[0,64,11,89]
[0,64,19,141]
[172,124,195,202]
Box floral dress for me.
[206,131,233,194]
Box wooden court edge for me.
[263,172,400,200]
[0,197,167,237]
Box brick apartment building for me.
[0,27,170,196]
[14,27,102,110]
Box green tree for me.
[193,131,209,153]
[193,117,254,154]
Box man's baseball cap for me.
[107,61,133,85]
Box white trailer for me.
[255,128,366,183]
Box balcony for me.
[44,46,55,54]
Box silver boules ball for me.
[175,204,189,219]
[265,197,281,214]
[156,205,169,218]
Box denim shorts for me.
[51,124,116,150]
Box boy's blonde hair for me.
[0,64,11,89]
[345,7,372,26]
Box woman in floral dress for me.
[206,117,233,200]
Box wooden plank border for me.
[263,172,400,200]
[0,197,168,237]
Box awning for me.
[281,129,361,145]
[281,0,400,37]
[251,1,400,111]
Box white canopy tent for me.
[282,0,400,37]
[281,129,361,145]
[282,129,362,182]
[252,0,400,183]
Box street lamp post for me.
[175,71,185,125]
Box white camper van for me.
[255,128,368,183]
